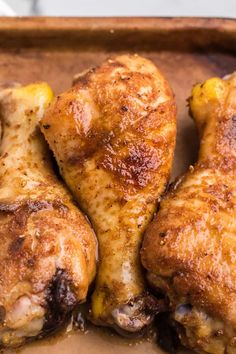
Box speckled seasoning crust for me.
[41,54,177,333]
[0,83,97,348]
[141,74,236,354]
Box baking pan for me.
[1,17,236,354]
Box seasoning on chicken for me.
[0,83,97,347]
[41,54,176,332]
[142,74,236,354]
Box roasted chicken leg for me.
[0,83,97,347]
[41,54,176,332]
[141,74,236,353]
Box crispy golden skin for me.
[40,54,176,332]
[141,74,236,353]
[0,83,97,347]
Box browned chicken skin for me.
[40,54,176,332]
[0,83,97,347]
[141,74,236,353]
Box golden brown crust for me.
[41,54,176,331]
[141,74,236,352]
[0,83,97,347]
[43,55,176,194]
